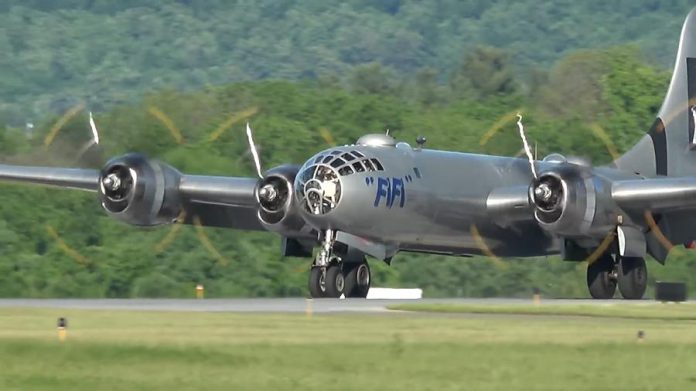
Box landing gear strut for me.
[307,230,371,298]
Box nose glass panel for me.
[295,164,342,215]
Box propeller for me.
[477,110,629,267]
[40,105,263,266]
[148,109,261,260]
[474,110,528,270]
[39,102,344,267]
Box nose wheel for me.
[308,265,346,298]
[308,262,371,299]
[307,231,371,298]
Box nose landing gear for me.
[307,230,371,298]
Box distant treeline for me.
[0,0,693,123]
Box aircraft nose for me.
[294,164,342,216]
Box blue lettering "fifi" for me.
[374,177,406,208]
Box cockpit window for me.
[330,158,345,168]
[362,159,375,171]
[371,158,384,171]
[338,166,354,176]
[305,149,384,178]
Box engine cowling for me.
[529,164,618,238]
[255,164,310,235]
[99,153,182,226]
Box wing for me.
[0,163,100,191]
[612,177,696,211]
[178,174,263,230]
[0,160,264,231]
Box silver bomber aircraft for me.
[3,10,696,300]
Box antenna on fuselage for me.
[416,135,427,150]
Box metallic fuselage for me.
[301,143,560,257]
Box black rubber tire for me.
[618,257,648,300]
[587,254,617,299]
[344,261,371,298]
[324,265,345,298]
[343,262,358,297]
[308,267,326,298]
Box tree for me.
[450,46,518,99]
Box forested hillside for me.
[0,0,693,123]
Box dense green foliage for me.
[0,0,694,123]
[1,1,696,298]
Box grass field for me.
[1,305,696,390]
[388,301,696,319]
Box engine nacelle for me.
[256,164,309,235]
[529,165,618,238]
[99,153,182,226]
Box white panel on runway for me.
[366,288,423,300]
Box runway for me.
[0,298,662,313]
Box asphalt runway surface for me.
[0,298,668,313]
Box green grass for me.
[388,302,696,320]
[1,307,696,390]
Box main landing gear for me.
[308,230,371,298]
[586,253,647,300]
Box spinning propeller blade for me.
[245,122,264,179]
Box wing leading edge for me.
[0,162,264,231]
[0,163,100,191]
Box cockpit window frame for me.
[305,149,385,178]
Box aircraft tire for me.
[586,254,617,299]
[323,265,345,298]
[308,267,327,298]
[344,261,371,298]
[617,257,648,300]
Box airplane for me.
[1,10,696,300]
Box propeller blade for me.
[515,113,537,179]
[318,127,336,147]
[245,122,263,179]
[88,111,100,145]
[148,106,185,144]
[74,111,103,164]
[43,103,86,149]
[208,107,260,142]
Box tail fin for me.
[616,8,696,177]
